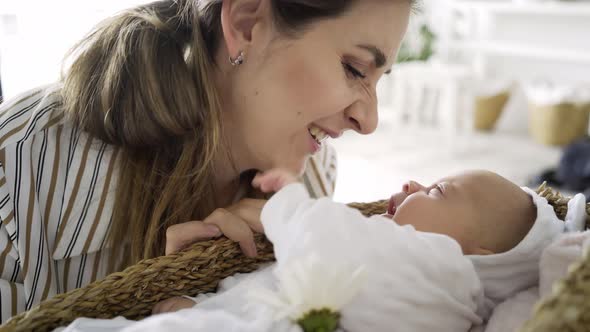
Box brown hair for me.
[60,0,414,269]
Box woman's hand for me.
[152,296,196,314]
[252,169,299,193]
[165,198,266,257]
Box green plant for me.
[397,23,436,62]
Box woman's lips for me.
[387,195,397,216]
[308,130,321,153]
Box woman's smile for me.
[308,125,330,153]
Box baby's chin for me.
[381,213,395,220]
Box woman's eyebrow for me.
[356,44,387,68]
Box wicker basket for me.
[529,102,590,146]
[473,90,511,132]
[0,187,588,332]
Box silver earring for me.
[229,51,245,66]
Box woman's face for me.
[218,0,411,174]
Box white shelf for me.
[452,0,590,16]
[450,41,590,64]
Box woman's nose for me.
[343,98,378,135]
[403,181,427,195]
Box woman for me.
[0,0,411,321]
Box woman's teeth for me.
[308,126,329,144]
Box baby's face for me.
[387,171,534,255]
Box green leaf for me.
[397,23,437,63]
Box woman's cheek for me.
[283,57,345,113]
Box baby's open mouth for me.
[387,195,397,216]
[308,125,329,145]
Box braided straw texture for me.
[0,200,388,332]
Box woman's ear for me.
[220,0,269,57]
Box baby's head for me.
[387,170,537,255]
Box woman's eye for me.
[342,62,367,80]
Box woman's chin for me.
[265,152,310,176]
[276,158,308,177]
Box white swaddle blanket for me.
[60,183,485,332]
[484,231,590,332]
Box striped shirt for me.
[0,85,337,322]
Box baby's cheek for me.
[391,205,418,227]
[395,201,443,232]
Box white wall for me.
[436,1,590,83]
[0,1,149,99]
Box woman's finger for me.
[165,220,222,255]
[204,208,257,257]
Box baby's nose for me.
[403,181,427,195]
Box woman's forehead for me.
[307,1,410,60]
[345,1,410,53]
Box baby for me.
[385,169,538,256]
[253,169,586,327]
[257,168,541,256]
[139,169,585,332]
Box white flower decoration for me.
[249,253,366,329]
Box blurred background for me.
[335,0,590,203]
[1,0,589,203]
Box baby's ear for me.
[471,247,495,256]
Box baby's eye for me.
[429,185,444,196]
